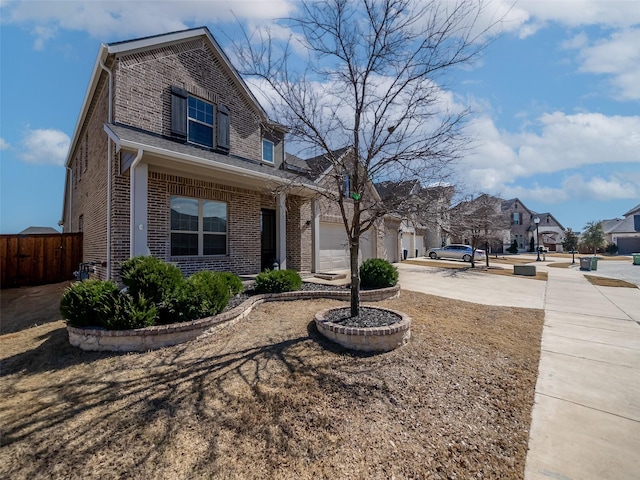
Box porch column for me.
[311,198,320,272]
[276,192,287,269]
[130,161,148,257]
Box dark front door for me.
[261,209,277,271]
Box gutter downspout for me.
[65,166,73,231]
[129,148,144,258]
[99,55,113,280]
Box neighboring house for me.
[375,180,427,260]
[449,194,510,253]
[60,27,328,281]
[501,198,566,252]
[18,227,61,235]
[602,204,640,254]
[284,149,393,271]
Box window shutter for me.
[217,104,230,151]
[171,86,188,138]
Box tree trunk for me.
[350,242,360,317]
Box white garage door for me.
[319,223,374,272]
[415,235,424,257]
[385,231,398,263]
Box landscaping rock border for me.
[314,305,411,352]
[67,285,400,352]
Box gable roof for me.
[623,203,640,217]
[64,26,272,170]
[374,180,420,200]
[303,147,353,180]
[18,226,61,235]
[602,216,639,234]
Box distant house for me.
[602,204,640,254]
[501,198,565,252]
[18,227,61,235]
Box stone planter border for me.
[314,305,411,352]
[68,285,400,352]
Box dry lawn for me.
[403,259,547,281]
[1,283,544,479]
[584,275,639,289]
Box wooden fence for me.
[0,233,83,288]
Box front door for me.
[260,209,276,271]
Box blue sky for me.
[1,0,639,234]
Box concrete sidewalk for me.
[394,260,640,479]
[525,267,640,480]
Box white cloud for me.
[0,138,9,150]
[1,0,298,49]
[462,110,640,200]
[19,129,70,165]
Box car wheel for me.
[429,252,437,259]
[462,254,471,262]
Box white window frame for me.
[170,196,228,257]
[262,138,274,163]
[187,96,215,148]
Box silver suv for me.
[426,244,486,262]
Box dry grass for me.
[584,275,639,289]
[1,283,544,480]
[403,259,547,281]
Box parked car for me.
[426,244,486,262]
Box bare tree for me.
[236,0,498,315]
[449,193,509,268]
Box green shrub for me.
[160,271,230,324]
[605,243,619,255]
[507,239,519,254]
[109,294,158,330]
[60,279,120,328]
[120,256,184,305]
[215,271,244,296]
[254,269,302,294]
[359,258,398,289]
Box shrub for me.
[159,271,230,324]
[120,256,184,305]
[254,269,302,293]
[60,279,120,328]
[605,243,619,255]
[215,271,244,296]
[507,239,519,254]
[109,294,158,330]
[359,258,398,289]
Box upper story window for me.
[343,175,351,198]
[513,212,520,225]
[262,139,274,163]
[171,86,230,152]
[188,97,214,148]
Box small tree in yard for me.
[449,193,510,267]
[581,221,606,254]
[236,0,497,315]
[562,227,579,263]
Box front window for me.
[171,197,227,256]
[513,212,520,225]
[262,139,274,163]
[188,97,214,148]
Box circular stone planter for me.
[314,305,411,352]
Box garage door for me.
[385,231,398,263]
[415,235,424,257]
[617,237,640,255]
[319,223,374,272]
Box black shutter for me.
[171,86,188,138]
[217,104,230,151]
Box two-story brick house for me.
[501,198,565,252]
[61,27,324,281]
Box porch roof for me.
[105,123,322,197]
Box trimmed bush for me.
[359,258,398,289]
[110,294,158,330]
[215,271,244,296]
[507,239,518,254]
[254,269,302,294]
[605,243,619,255]
[120,256,184,305]
[60,279,120,328]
